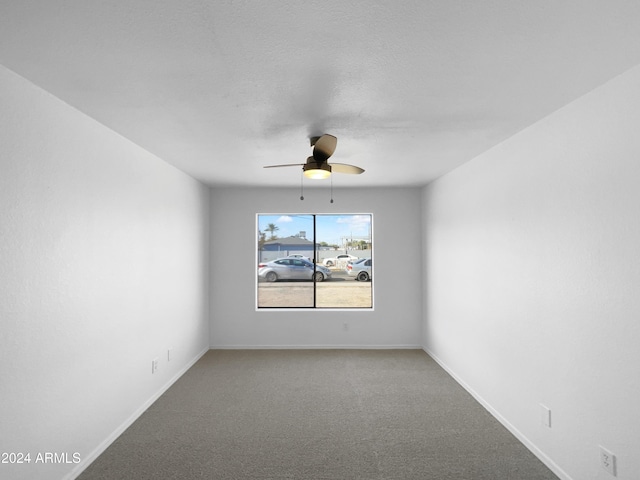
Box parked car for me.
[322,254,359,267]
[287,254,311,262]
[258,258,331,282]
[346,258,372,281]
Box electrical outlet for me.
[167,349,173,362]
[151,358,159,374]
[540,404,551,428]
[599,446,616,476]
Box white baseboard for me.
[422,346,573,480]
[209,344,423,350]
[64,346,210,480]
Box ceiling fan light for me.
[303,163,331,179]
[304,169,331,180]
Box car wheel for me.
[325,260,333,267]
[357,271,369,282]
[314,271,325,282]
[265,271,277,282]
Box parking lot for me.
[257,271,372,308]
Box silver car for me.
[258,258,332,282]
[346,258,372,281]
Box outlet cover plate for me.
[540,404,551,428]
[600,445,616,476]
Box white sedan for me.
[258,258,332,282]
[322,254,359,267]
[346,258,372,281]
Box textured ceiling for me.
[1,1,640,187]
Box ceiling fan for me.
[263,134,365,179]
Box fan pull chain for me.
[300,168,304,200]
[330,174,334,203]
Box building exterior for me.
[260,236,317,262]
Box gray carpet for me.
[78,349,559,479]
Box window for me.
[257,214,373,309]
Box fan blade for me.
[263,163,304,168]
[329,163,365,174]
[312,134,337,163]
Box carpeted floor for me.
[77,349,559,479]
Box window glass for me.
[257,214,372,309]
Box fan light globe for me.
[303,163,331,179]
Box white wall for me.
[210,186,423,348]
[422,64,640,480]
[0,66,210,480]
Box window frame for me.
[256,213,374,311]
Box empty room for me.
[1,2,639,479]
